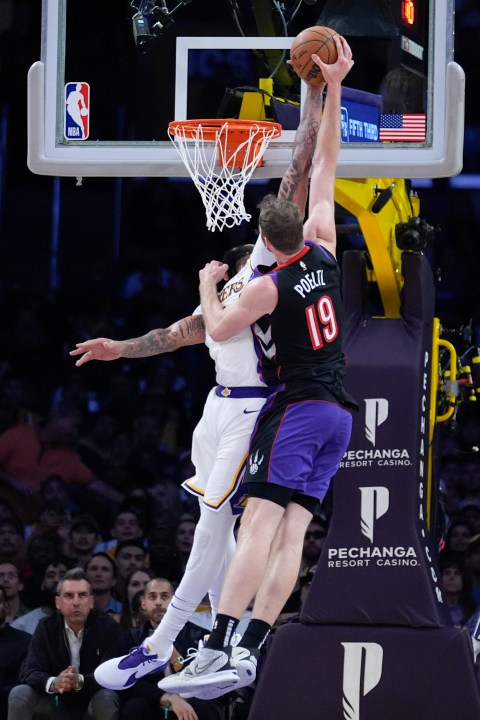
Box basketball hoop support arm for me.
[335,177,464,530]
[334,176,418,318]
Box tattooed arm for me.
[69,314,206,366]
[303,37,354,257]
[277,80,326,217]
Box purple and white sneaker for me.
[94,643,171,690]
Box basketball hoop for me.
[167,118,282,232]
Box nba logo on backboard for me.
[64,82,90,140]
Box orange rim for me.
[168,118,282,169]
[168,118,282,142]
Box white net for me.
[168,120,281,232]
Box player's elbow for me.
[208,324,231,343]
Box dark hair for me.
[85,552,117,578]
[142,576,174,598]
[257,194,304,254]
[115,539,147,556]
[57,566,91,595]
[440,557,477,622]
[0,585,7,603]
[308,514,328,529]
[41,555,74,578]
[114,507,144,526]
[223,244,254,279]
[125,566,156,591]
[444,519,474,548]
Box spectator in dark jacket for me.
[7,567,122,720]
[0,586,30,720]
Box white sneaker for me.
[158,646,239,696]
[94,643,172,690]
[175,645,259,701]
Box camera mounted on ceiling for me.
[131,0,192,51]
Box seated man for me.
[7,567,122,720]
[0,586,31,720]
[119,578,224,720]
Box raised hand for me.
[312,34,354,86]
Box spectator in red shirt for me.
[0,406,122,522]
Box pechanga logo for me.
[364,398,388,446]
[341,448,411,468]
[342,643,383,720]
[340,398,411,470]
[359,486,389,543]
[328,486,419,568]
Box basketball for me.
[289,26,338,85]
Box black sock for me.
[240,619,272,650]
[207,614,239,650]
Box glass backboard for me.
[28,0,464,178]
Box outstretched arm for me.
[303,35,354,257]
[278,81,325,216]
[69,315,206,366]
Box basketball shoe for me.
[157,645,239,696]
[94,642,172,690]
[158,643,259,700]
[192,645,260,699]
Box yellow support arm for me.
[334,178,420,318]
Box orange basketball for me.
[289,26,338,86]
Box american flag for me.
[379,113,426,142]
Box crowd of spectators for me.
[0,219,333,717]
[0,233,478,716]
[438,402,480,632]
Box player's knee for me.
[188,525,213,556]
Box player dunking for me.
[70,77,326,692]
[155,35,356,699]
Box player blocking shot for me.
[70,53,330,694]
[154,34,356,700]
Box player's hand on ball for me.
[312,35,354,85]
